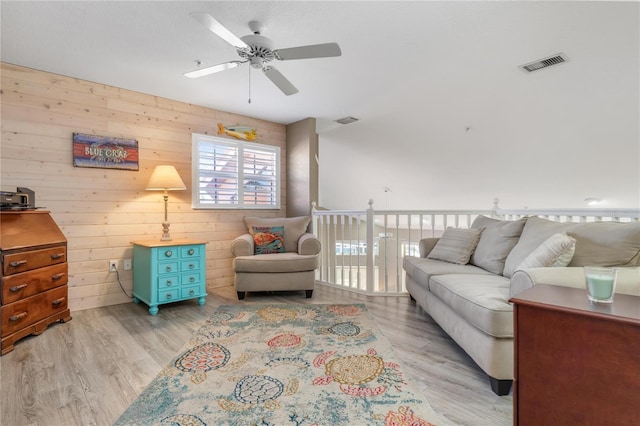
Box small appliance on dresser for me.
[0,210,72,355]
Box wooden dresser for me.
[510,284,640,425]
[0,211,72,355]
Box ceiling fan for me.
[184,12,342,96]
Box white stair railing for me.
[311,200,639,295]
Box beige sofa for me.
[403,215,640,395]
[231,216,321,300]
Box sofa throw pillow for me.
[251,226,285,254]
[470,216,527,275]
[427,227,482,265]
[515,232,576,271]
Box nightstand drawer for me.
[181,285,200,299]
[158,275,179,289]
[158,289,179,303]
[158,261,179,274]
[180,245,201,258]
[159,248,177,259]
[181,259,200,272]
[181,273,200,286]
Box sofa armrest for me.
[299,233,321,256]
[231,234,254,257]
[510,266,640,298]
[419,238,439,258]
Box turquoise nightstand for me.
[131,239,207,315]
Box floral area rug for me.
[115,303,445,426]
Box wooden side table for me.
[131,239,207,315]
[510,284,640,425]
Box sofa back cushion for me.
[504,217,640,277]
[470,216,527,275]
[244,216,310,253]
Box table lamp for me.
[146,165,186,241]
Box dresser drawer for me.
[158,248,177,259]
[158,261,179,275]
[158,288,179,303]
[180,245,201,258]
[181,285,201,299]
[181,259,200,272]
[1,285,68,337]
[2,246,66,275]
[158,275,179,290]
[181,273,200,286]
[1,263,68,305]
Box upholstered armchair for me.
[230,216,321,300]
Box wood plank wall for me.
[0,62,287,311]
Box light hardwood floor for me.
[0,285,512,425]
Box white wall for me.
[318,2,640,211]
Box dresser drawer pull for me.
[189,263,195,269]
[188,249,195,255]
[52,273,65,281]
[9,260,27,267]
[51,253,65,260]
[189,277,195,283]
[166,293,172,299]
[9,312,27,322]
[10,284,28,292]
[189,289,195,296]
[165,250,173,258]
[166,266,172,272]
[52,297,66,307]
[166,280,173,286]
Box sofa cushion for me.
[428,274,513,338]
[516,232,576,270]
[403,256,493,291]
[234,252,319,273]
[470,216,527,275]
[244,216,310,253]
[427,227,482,264]
[504,217,640,277]
[251,225,285,254]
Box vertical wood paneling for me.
[0,63,287,311]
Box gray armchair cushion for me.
[233,253,319,273]
[244,216,311,253]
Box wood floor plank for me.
[0,284,512,426]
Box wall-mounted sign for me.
[73,133,139,170]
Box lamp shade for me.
[146,165,186,191]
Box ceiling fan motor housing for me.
[238,34,275,68]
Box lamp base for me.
[161,221,172,241]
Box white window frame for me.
[192,133,281,209]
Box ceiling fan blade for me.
[184,61,243,78]
[274,42,341,61]
[189,12,248,49]
[262,66,299,96]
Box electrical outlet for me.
[109,260,118,272]
[123,258,132,271]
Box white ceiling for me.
[2,1,639,209]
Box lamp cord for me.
[114,268,133,298]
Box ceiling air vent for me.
[335,116,359,125]
[519,53,568,73]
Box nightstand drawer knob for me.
[52,273,64,280]
[190,277,195,283]
[189,263,195,269]
[167,280,173,286]
[51,253,65,260]
[166,293,172,299]
[9,260,27,267]
[52,297,65,307]
[10,284,28,292]
[166,266,172,272]
[188,249,195,255]
[10,312,27,322]
[189,289,195,296]
[165,250,173,257]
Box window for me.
[192,133,280,209]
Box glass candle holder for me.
[584,266,617,303]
